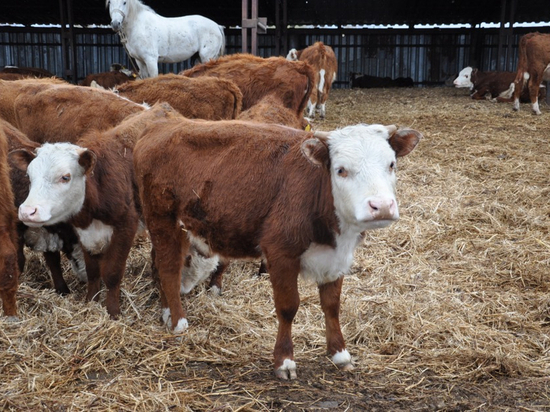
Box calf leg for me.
[43,251,71,295]
[0,241,18,318]
[99,224,138,319]
[528,71,543,115]
[208,259,228,295]
[319,276,353,370]
[268,257,300,380]
[148,216,188,333]
[84,251,101,303]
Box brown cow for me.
[181,53,314,117]
[133,117,421,379]
[510,32,550,114]
[3,119,85,296]
[114,73,243,120]
[287,42,338,119]
[237,94,310,130]
[11,103,182,318]
[80,71,136,89]
[0,78,146,143]
[0,125,19,318]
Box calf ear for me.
[77,148,97,175]
[301,137,329,167]
[8,148,36,172]
[388,128,422,157]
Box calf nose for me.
[368,198,397,220]
[19,205,38,222]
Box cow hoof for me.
[275,359,297,380]
[332,349,353,371]
[209,285,222,296]
[5,315,19,323]
[173,317,188,333]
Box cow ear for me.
[301,137,329,167]
[388,128,422,157]
[77,148,97,175]
[8,148,36,172]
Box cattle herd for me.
[0,31,548,381]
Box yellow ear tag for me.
[305,124,311,132]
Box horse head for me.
[106,0,130,32]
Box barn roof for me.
[2,0,550,28]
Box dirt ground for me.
[1,87,550,411]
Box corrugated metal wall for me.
[0,26,530,88]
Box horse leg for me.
[135,59,150,79]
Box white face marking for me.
[75,220,114,255]
[18,143,88,227]
[453,67,473,88]
[301,124,401,284]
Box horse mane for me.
[106,0,155,18]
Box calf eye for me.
[389,161,396,172]
[336,167,348,178]
[60,174,71,183]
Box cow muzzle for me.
[18,204,51,227]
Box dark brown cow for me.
[114,73,243,120]
[1,66,57,79]
[133,117,421,379]
[287,42,338,119]
[181,53,314,117]
[3,119,85,296]
[80,71,136,89]
[0,125,19,318]
[0,78,146,143]
[11,103,182,318]
[510,32,550,114]
[453,66,545,102]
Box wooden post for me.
[242,0,266,55]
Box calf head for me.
[306,124,421,231]
[10,143,96,227]
[453,66,474,88]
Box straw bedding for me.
[1,87,549,411]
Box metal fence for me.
[0,25,547,88]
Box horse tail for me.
[218,25,226,57]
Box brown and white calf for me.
[0,78,146,143]
[133,118,421,379]
[181,53,314,117]
[3,119,86,295]
[0,125,19,318]
[509,32,550,114]
[114,73,243,120]
[453,66,545,102]
[287,42,338,119]
[10,103,181,317]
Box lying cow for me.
[453,66,545,102]
[80,68,136,89]
[0,125,19,318]
[287,42,338,119]
[509,32,550,114]
[133,117,421,379]
[0,78,146,144]
[181,53,314,117]
[113,73,243,120]
[11,103,182,318]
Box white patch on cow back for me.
[318,68,326,92]
[75,219,114,255]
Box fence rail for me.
[1,25,548,88]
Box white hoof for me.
[332,349,354,370]
[173,317,188,333]
[275,359,297,380]
[209,285,221,296]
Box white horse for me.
[107,0,225,78]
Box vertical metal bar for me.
[242,0,248,53]
[251,0,258,55]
